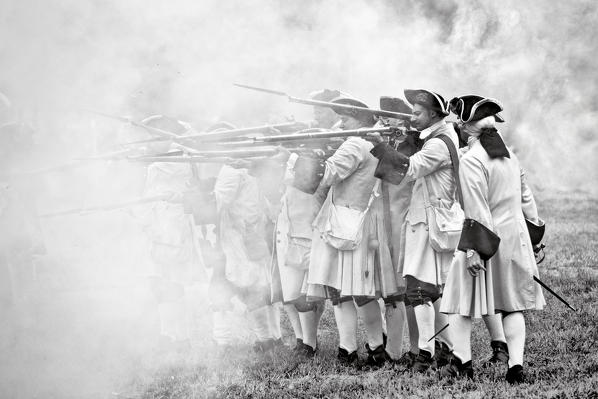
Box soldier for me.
[141,115,202,350]
[369,89,457,371]
[270,89,342,356]
[372,96,422,364]
[303,97,396,367]
[309,89,345,129]
[213,155,284,351]
[439,95,545,383]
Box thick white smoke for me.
[0,0,596,397]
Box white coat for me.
[440,138,546,316]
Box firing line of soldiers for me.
[17,84,571,384]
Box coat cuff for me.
[370,143,410,185]
[292,156,325,194]
[458,219,501,261]
[525,219,545,246]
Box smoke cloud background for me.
[0,1,597,398]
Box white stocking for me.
[503,312,526,367]
[356,300,384,349]
[414,302,436,355]
[333,301,358,352]
[483,313,506,343]
[284,304,303,341]
[384,301,406,360]
[433,298,451,349]
[448,314,472,363]
[267,303,282,340]
[248,305,272,342]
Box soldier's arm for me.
[520,167,540,224]
[320,138,364,187]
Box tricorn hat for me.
[309,89,343,102]
[404,89,450,116]
[379,96,412,114]
[449,95,505,123]
[206,121,237,133]
[330,97,375,125]
[141,114,189,135]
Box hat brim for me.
[404,89,449,116]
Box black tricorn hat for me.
[379,96,412,114]
[404,89,449,116]
[330,97,375,125]
[449,95,505,123]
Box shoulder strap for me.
[436,135,464,209]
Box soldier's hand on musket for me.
[366,132,385,144]
[273,146,291,163]
[466,249,485,277]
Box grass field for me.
[118,192,598,398]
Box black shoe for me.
[293,338,304,352]
[298,342,317,358]
[365,344,387,368]
[506,364,525,384]
[483,340,509,367]
[440,356,474,379]
[337,347,358,365]
[396,351,418,367]
[412,350,434,373]
[434,340,452,368]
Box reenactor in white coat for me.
[271,89,341,356]
[370,89,458,371]
[439,95,545,383]
[302,97,398,367]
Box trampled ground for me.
[120,193,598,399]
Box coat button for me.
[365,271,369,278]
[277,240,281,243]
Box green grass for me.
[120,193,598,399]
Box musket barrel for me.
[289,97,411,120]
[232,84,412,121]
[86,110,180,138]
[40,193,171,218]
[216,127,396,146]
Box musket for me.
[214,126,401,146]
[128,156,264,164]
[40,193,172,218]
[85,110,180,138]
[74,149,133,161]
[234,83,412,121]
[130,147,280,161]
[120,121,309,145]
